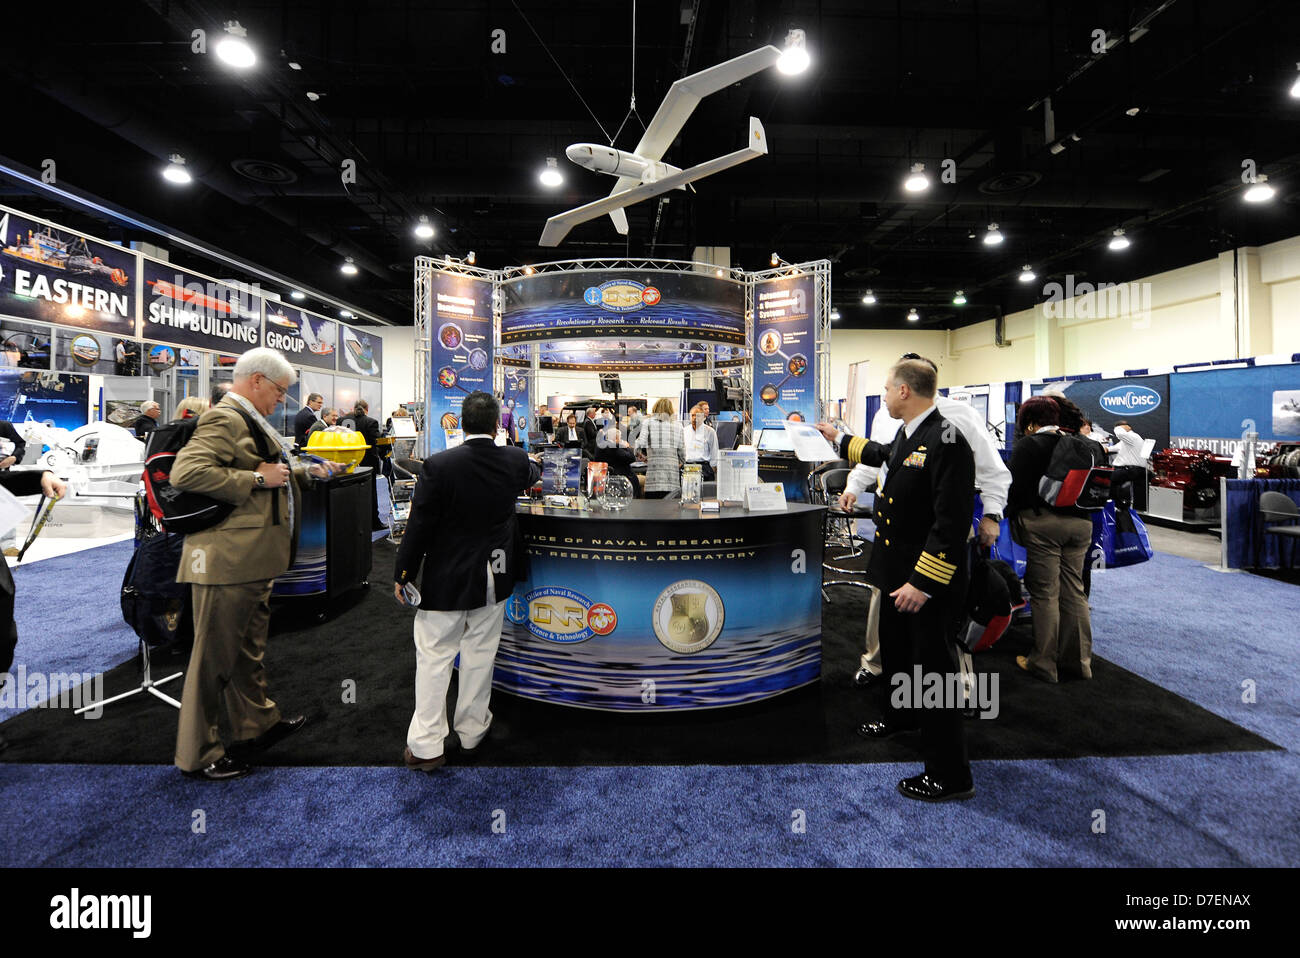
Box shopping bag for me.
[973,497,1027,578]
[1091,501,1154,568]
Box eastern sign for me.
[0,207,136,336]
[264,304,338,370]
[141,258,262,352]
[501,269,744,346]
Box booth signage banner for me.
[1034,374,1170,450]
[500,340,747,372]
[141,259,263,353]
[338,322,382,377]
[1170,364,1300,452]
[428,271,492,448]
[500,270,744,346]
[0,207,137,337]
[495,508,823,710]
[753,275,817,429]
[502,365,531,442]
[264,304,338,371]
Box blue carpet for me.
[2,752,1297,867]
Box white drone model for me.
[539,45,782,248]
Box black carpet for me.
[0,542,1278,767]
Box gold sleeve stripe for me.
[920,551,957,573]
[847,435,868,464]
[915,556,955,579]
[914,561,954,585]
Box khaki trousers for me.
[174,580,281,771]
[1016,510,1094,682]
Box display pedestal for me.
[272,468,373,601]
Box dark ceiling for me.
[2,0,1299,329]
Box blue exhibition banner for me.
[753,275,817,430]
[1170,363,1300,452]
[502,365,531,444]
[0,205,137,337]
[501,270,744,346]
[0,369,90,430]
[428,270,493,450]
[1035,374,1170,450]
[264,303,338,371]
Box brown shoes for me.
[404,747,446,771]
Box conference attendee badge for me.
[745,483,787,511]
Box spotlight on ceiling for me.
[1290,64,1300,99]
[907,308,919,323]
[1108,229,1131,251]
[162,153,192,185]
[1019,265,1037,283]
[339,309,353,319]
[830,307,841,321]
[539,157,564,188]
[523,265,535,275]
[1243,174,1276,204]
[467,251,477,266]
[715,268,724,277]
[1125,106,1141,116]
[290,290,305,301]
[215,21,256,69]
[770,252,780,267]
[903,162,930,193]
[340,257,358,275]
[287,61,302,71]
[306,91,321,101]
[952,290,967,305]
[777,28,811,75]
[983,223,1004,246]
[413,215,435,239]
[861,290,876,305]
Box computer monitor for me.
[715,420,740,450]
[539,415,554,434]
[756,428,794,453]
[527,430,545,444]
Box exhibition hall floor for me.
[2,535,1298,867]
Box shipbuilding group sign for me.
[141,259,263,352]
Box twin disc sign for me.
[1099,384,1162,416]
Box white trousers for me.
[407,595,507,759]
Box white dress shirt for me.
[1109,427,1147,467]
[684,422,719,469]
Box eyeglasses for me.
[260,374,288,398]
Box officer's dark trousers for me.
[876,584,971,783]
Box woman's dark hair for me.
[1016,396,1060,435]
[1051,395,1086,433]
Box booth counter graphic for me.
[428,271,492,451]
[495,505,823,711]
[264,306,337,371]
[753,275,817,429]
[500,269,744,345]
[499,339,748,371]
[141,259,262,353]
[0,207,136,336]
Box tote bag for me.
[1091,501,1154,568]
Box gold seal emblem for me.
[653,580,724,654]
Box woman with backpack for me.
[1006,396,1106,683]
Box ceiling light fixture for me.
[1243,174,1276,203]
[952,290,967,305]
[1125,106,1141,116]
[983,223,1004,246]
[523,265,535,275]
[830,307,841,321]
[1019,265,1036,283]
[287,61,302,71]
[215,21,256,69]
[290,290,305,301]
[861,290,876,305]
[339,309,353,319]
[413,215,435,239]
[770,252,780,267]
[340,257,358,275]
[715,268,724,277]
[777,28,810,75]
[306,91,321,101]
[1290,64,1300,98]
[907,308,919,323]
[162,153,192,185]
[903,162,930,193]
[1108,229,1130,251]
[467,251,477,266]
[539,156,564,188]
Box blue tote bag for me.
[1091,501,1154,568]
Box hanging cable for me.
[511,0,612,142]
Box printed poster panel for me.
[498,340,748,371]
[264,303,338,371]
[339,323,382,378]
[140,258,262,353]
[428,271,492,451]
[1170,364,1300,453]
[501,270,744,346]
[1033,375,1170,451]
[0,206,136,336]
[753,275,817,430]
[0,369,90,431]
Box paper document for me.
[717,449,759,502]
[784,421,839,462]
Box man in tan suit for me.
[171,347,342,780]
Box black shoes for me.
[229,714,306,757]
[853,668,882,689]
[183,755,252,781]
[856,720,917,740]
[897,772,975,802]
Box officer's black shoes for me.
[897,772,975,802]
[182,755,252,781]
[855,720,917,740]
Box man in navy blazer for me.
[394,391,541,770]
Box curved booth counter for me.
[495,500,825,711]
